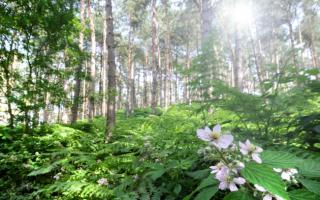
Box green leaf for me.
[28,165,55,176]
[144,168,166,181]
[261,150,302,168]
[194,185,218,200]
[195,175,218,193]
[186,169,210,179]
[289,189,318,200]
[223,190,255,200]
[173,184,182,195]
[298,159,320,178]
[299,179,320,195]
[183,175,218,200]
[241,163,289,200]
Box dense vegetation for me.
[1,0,320,199]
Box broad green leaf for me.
[299,179,320,195]
[261,150,302,168]
[224,190,255,200]
[183,175,218,200]
[195,175,218,192]
[289,189,318,200]
[186,169,210,179]
[298,160,320,178]
[241,163,289,200]
[28,165,55,176]
[194,185,218,200]
[144,168,166,181]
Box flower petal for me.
[255,146,263,153]
[273,168,282,173]
[252,153,262,164]
[219,181,228,190]
[239,142,249,155]
[229,182,238,191]
[245,139,251,146]
[210,166,218,174]
[218,134,234,149]
[233,177,246,185]
[212,124,221,133]
[197,128,211,141]
[263,194,273,200]
[281,171,291,181]
[216,167,229,181]
[254,184,266,192]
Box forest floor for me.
[1,104,320,200]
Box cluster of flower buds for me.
[197,124,264,192]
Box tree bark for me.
[102,17,108,117]
[105,0,117,142]
[233,27,242,90]
[88,0,96,121]
[71,0,85,123]
[151,0,159,114]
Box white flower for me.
[197,125,234,149]
[273,168,298,181]
[97,178,108,186]
[53,173,62,180]
[239,140,263,163]
[254,184,284,200]
[218,176,246,191]
[210,162,230,180]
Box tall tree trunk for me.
[143,51,149,107]
[88,0,96,121]
[233,27,242,90]
[127,16,136,115]
[163,0,171,107]
[287,18,298,69]
[105,0,117,142]
[151,0,159,113]
[200,0,213,49]
[310,32,318,68]
[71,0,85,123]
[102,17,108,117]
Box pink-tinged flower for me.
[210,162,230,180]
[254,184,284,200]
[218,176,246,191]
[273,168,298,181]
[97,178,108,186]
[197,125,234,149]
[239,140,263,163]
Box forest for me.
[0,0,320,199]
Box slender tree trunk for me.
[310,32,318,68]
[102,17,108,117]
[287,19,298,69]
[184,40,190,104]
[71,0,85,123]
[127,16,136,115]
[105,0,117,142]
[143,51,148,107]
[200,0,213,49]
[151,0,159,113]
[163,0,171,107]
[233,27,242,90]
[88,0,96,121]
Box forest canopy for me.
[0,0,320,199]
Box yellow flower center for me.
[249,144,256,152]
[211,131,220,140]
